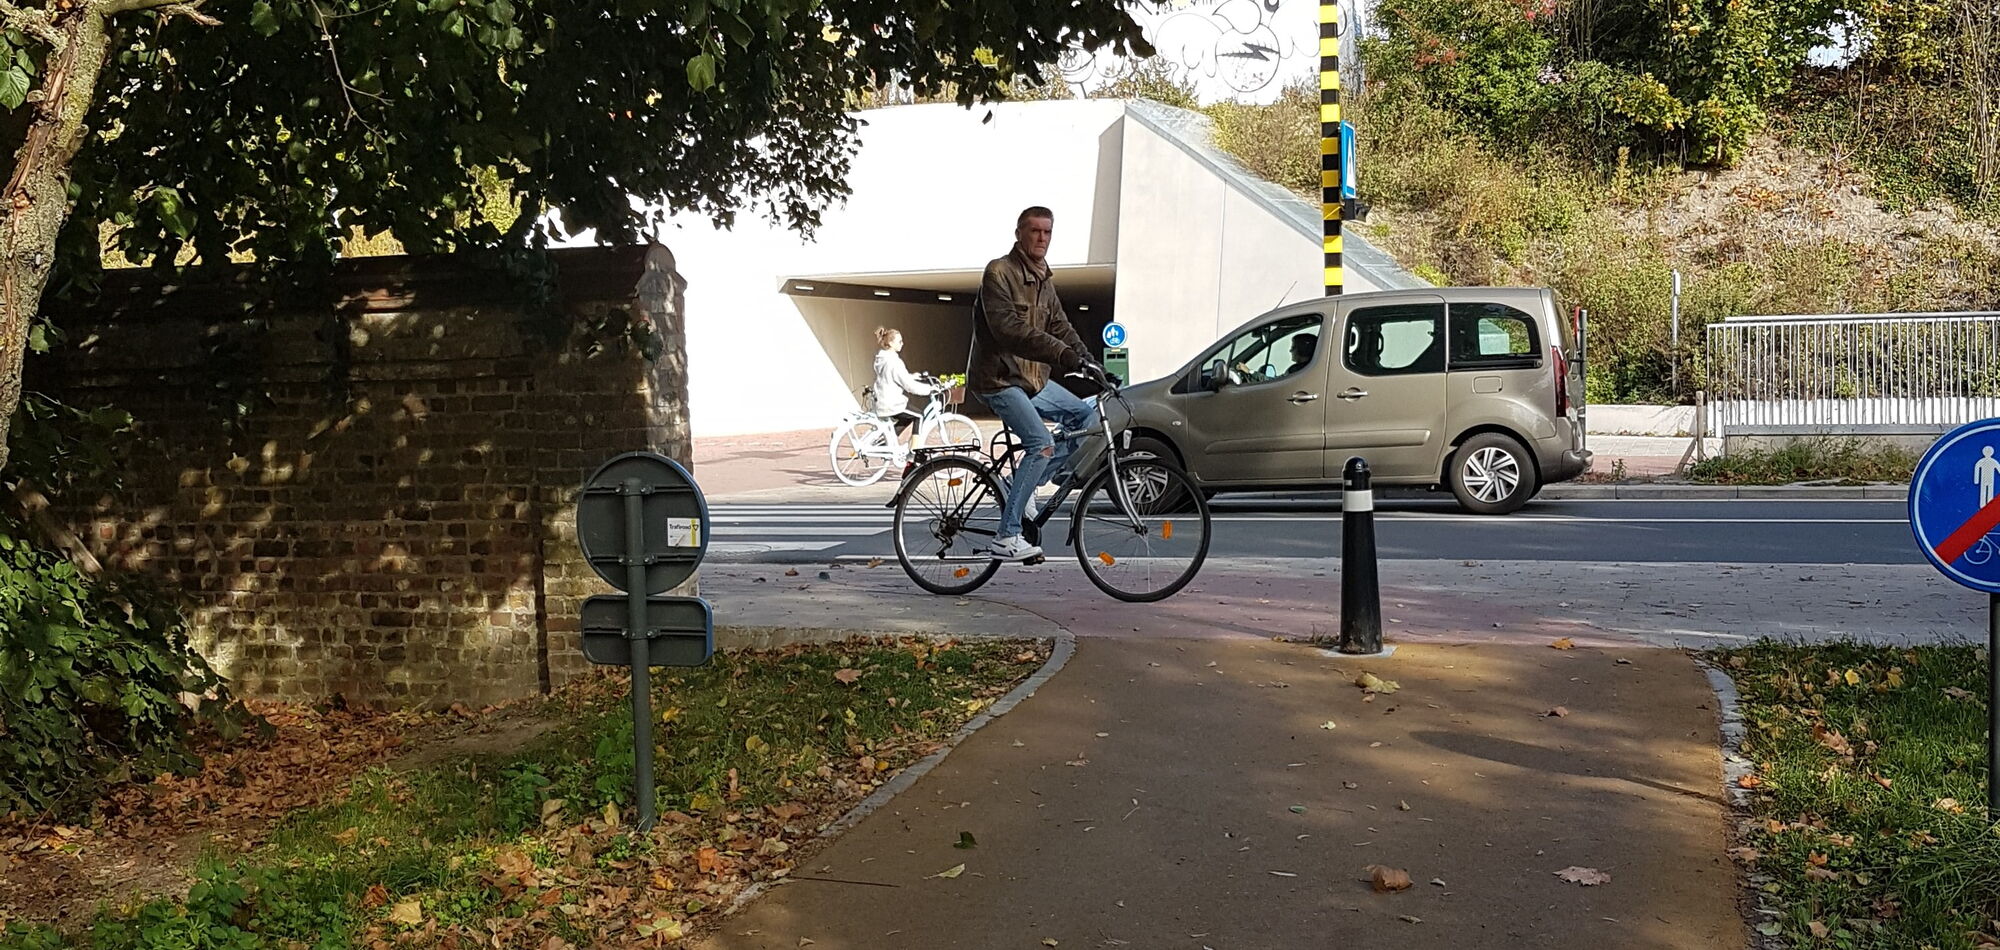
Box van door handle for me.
[1337,388,1369,400]
[1288,392,1321,404]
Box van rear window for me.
[1448,303,1542,369]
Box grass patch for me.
[1715,643,1997,948]
[1687,439,1918,485]
[0,637,1045,949]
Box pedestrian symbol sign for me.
[1911,418,2000,593]
[1102,322,1127,348]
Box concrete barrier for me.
[1587,404,1694,437]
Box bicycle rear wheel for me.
[829,418,894,487]
[1072,456,1211,602]
[893,456,1005,595]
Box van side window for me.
[1344,303,1444,376]
[1449,303,1542,369]
[1196,314,1324,388]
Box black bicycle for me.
[886,369,1212,602]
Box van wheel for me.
[1125,436,1202,512]
[1449,433,1537,515]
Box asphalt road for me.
[705,497,1921,565]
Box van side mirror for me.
[1207,359,1238,391]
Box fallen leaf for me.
[1398,915,1423,924]
[931,863,966,879]
[540,799,566,823]
[1870,773,1893,789]
[660,706,683,724]
[388,900,423,926]
[1289,805,1307,814]
[1946,686,1976,702]
[331,826,360,846]
[1812,725,1854,757]
[495,847,534,877]
[1808,921,1830,938]
[745,735,770,754]
[1320,720,1338,730]
[1727,847,1761,865]
[1398,800,1411,811]
[1430,878,1447,887]
[1549,638,1576,650]
[1043,940,1059,947]
[1366,865,1413,892]
[867,558,884,568]
[955,831,977,850]
[1065,759,1090,767]
[1547,706,1570,718]
[1355,672,1400,694]
[362,883,390,908]
[1555,866,1611,886]
[696,847,723,874]
[1844,669,1861,686]
[1806,866,1840,881]
[603,801,621,827]
[1936,797,1966,814]
[1807,851,1830,866]
[785,568,800,576]
[1737,774,1763,789]
[833,668,863,685]
[1886,668,1904,688]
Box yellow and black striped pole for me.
[1320,0,1343,296]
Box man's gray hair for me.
[1017,206,1054,227]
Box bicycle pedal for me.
[1021,555,1047,566]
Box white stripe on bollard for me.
[1343,490,1373,512]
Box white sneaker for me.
[987,535,1043,561]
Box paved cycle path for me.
[694,634,1740,950]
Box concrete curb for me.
[1540,484,1907,500]
[1696,656,1783,946]
[716,621,1079,918]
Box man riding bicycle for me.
[969,206,1104,562]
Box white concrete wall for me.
[1111,117,1392,384]
[790,297,973,405]
[554,100,1127,437]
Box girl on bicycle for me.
[872,327,936,449]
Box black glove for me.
[1056,347,1086,374]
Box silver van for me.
[1117,287,1590,514]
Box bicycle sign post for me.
[577,451,714,831]
[1909,418,2000,814]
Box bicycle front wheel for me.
[893,456,1005,595]
[1072,457,1211,602]
[917,413,983,455]
[829,418,894,487]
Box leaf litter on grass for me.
[0,636,1048,949]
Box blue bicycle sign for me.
[1910,418,2000,594]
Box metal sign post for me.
[1909,419,2000,815]
[577,451,714,831]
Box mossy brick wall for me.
[34,245,692,708]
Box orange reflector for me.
[1162,521,1174,540]
[948,478,963,487]
[954,567,970,578]
[1097,552,1116,566]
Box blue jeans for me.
[977,380,1099,539]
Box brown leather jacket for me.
[968,248,1087,396]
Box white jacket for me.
[872,350,935,416]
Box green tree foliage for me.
[1366,0,1849,165]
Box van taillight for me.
[1553,347,1569,417]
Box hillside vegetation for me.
[1189,0,2000,404]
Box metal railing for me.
[1706,312,2000,435]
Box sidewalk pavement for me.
[695,632,1741,950]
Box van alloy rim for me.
[1464,447,1521,503]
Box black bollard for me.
[1338,457,1384,655]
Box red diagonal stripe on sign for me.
[1934,495,2000,565]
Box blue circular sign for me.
[1102,322,1127,348]
[1910,418,2000,594]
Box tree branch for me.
[0,2,65,49]
[95,0,215,20]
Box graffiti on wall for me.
[1066,0,1353,104]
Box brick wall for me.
[35,245,691,708]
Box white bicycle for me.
[828,375,983,487]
